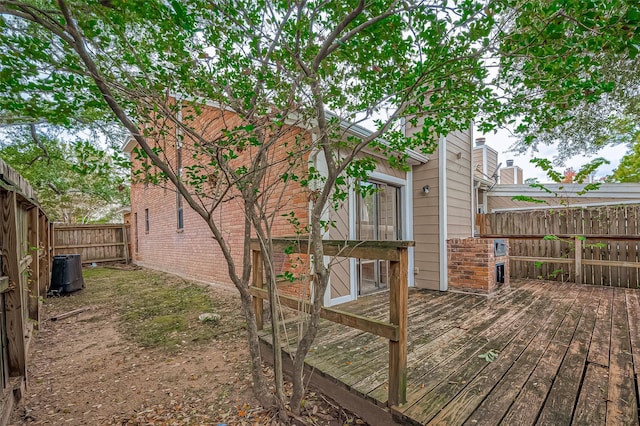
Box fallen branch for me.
[48,307,89,322]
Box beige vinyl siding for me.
[328,198,351,298]
[373,157,406,180]
[413,140,440,290]
[406,117,441,289]
[485,147,498,178]
[473,148,483,180]
[516,167,523,184]
[411,126,473,290]
[412,149,441,290]
[500,168,515,184]
[446,130,473,239]
[472,145,498,181]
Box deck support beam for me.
[389,247,408,407]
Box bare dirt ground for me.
[10,266,366,426]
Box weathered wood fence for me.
[53,223,129,264]
[250,238,411,407]
[0,159,51,423]
[477,205,640,287]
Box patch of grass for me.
[44,267,244,351]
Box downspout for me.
[470,124,475,236]
[439,135,448,291]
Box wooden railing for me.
[250,238,412,407]
[480,233,640,286]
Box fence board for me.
[53,224,129,264]
[629,207,639,287]
[477,205,640,287]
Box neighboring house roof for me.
[486,183,640,212]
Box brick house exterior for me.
[126,103,310,286]
[126,102,505,305]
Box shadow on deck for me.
[259,279,640,425]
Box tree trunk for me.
[289,224,329,413]
[238,289,275,407]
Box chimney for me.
[506,159,514,167]
[475,137,486,146]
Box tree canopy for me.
[0,126,129,222]
[502,2,640,162]
[610,131,640,182]
[1,0,639,416]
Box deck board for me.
[498,286,595,425]
[460,284,585,425]
[606,288,638,424]
[260,280,640,425]
[535,286,604,425]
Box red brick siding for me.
[129,103,311,288]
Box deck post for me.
[122,224,130,264]
[388,247,408,407]
[574,236,582,285]
[252,249,264,330]
[38,212,50,304]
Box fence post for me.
[574,236,582,285]
[388,247,408,407]
[122,224,130,264]
[27,208,40,328]
[252,249,264,330]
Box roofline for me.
[472,144,498,156]
[121,108,431,165]
[490,199,640,213]
[488,183,640,199]
[325,111,429,164]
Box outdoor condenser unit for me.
[49,254,85,294]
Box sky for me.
[475,127,630,183]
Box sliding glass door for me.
[356,181,401,295]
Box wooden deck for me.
[260,280,640,425]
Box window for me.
[144,208,149,234]
[176,194,184,230]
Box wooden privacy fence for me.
[0,159,51,422]
[250,238,411,407]
[53,223,129,264]
[477,205,640,287]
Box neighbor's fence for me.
[0,158,51,420]
[250,238,411,407]
[477,205,640,287]
[53,223,129,264]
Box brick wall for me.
[128,103,312,289]
[447,238,509,295]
